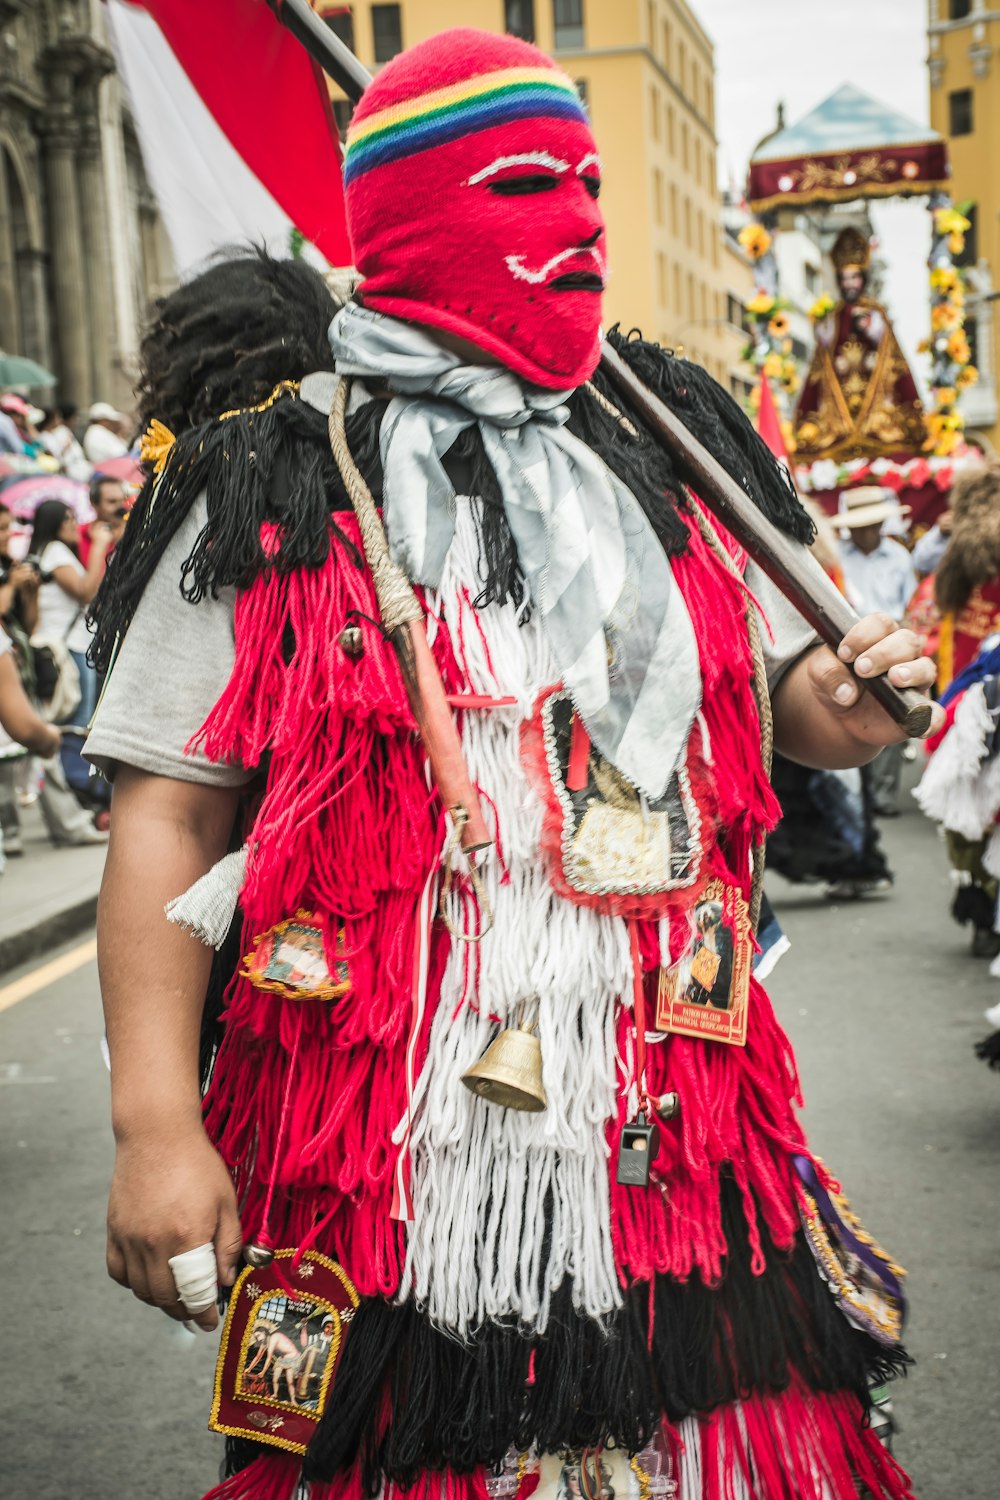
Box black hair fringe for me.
[304,1179,908,1487]
[975,1029,1000,1069]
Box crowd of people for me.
[0,393,135,869]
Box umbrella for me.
[0,473,91,523]
[0,353,57,388]
[92,454,145,486]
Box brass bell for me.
[244,1243,274,1268]
[338,624,364,658]
[461,1021,547,1112]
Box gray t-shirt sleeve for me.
[84,497,252,787]
[744,560,820,694]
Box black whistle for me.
[616,1110,660,1187]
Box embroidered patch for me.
[793,1155,906,1348]
[521,686,707,919]
[210,1251,359,1456]
[242,911,350,1002]
[655,878,752,1046]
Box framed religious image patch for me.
[654,878,752,1046]
[242,911,351,1002]
[210,1250,358,1456]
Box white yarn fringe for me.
[403,506,627,1336]
[914,684,1000,839]
[165,844,248,949]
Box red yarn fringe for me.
[692,1385,915,1500]
[197,1456,494,1500]
[610,974,809,1286]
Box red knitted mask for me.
[344,29,606,390]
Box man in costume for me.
[87,30,937,1500]
[794,227,926,463]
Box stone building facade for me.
[0,0,174,413]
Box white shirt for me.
[839,536,918,623]
[38,541,91,654]
[83,422,128,464]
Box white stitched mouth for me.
[505,245,606,285]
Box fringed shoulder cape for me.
[91,334,913,1500]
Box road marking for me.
[0,937,97,1013]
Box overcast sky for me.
[699,0,931,386]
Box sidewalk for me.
[0,801,105,971]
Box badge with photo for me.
[655,877,752,1046]
[242,910,351,1002]
[210,1250,358,1456]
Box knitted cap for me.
[345,29,606,390]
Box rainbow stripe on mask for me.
[344,67,587,185]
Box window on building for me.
[804,263,819,295]
[321,5,355,51]
[662,20,672,71]
[687,270,695,320]
[690,63,699,113]
[650,85,661,141]
[697,210,704,257]
[673,262,682,311]
[658,252,668,307]
[726,292,745,331]
[647,0,656,53]
[553,0,584,49]
[681,122,689,172]
[372,4,402,63]
[678,40,686,92]
[949,0,972,18]
[667,105,675,154]
[670,182,678,234]
[694,138,702,185]
[653,169,664,226]
[505,1,536,41]
[684,195,692,246]
[949,87,974,135]
[700,283,707,322]
[704,77,714,123]
[575,78,590,112]
[332,98,354,140]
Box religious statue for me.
[793,227,926,462]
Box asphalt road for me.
[1,772,998,1499]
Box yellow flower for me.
[139,417,176,476]
[935,207,971,237]
[809,293,835,322]
[930,265,958,295]
[916,337,931,354]
[780,419,797,454]
[956,364,979,390]
[763,352,784,380]
[931,303,959,332]
[947,331,971,363]
[768,312,790,338]
[746,290,776,317]
[748,385,762,412]
[948,232,966,256]
[934,387,958,409]
[738,224,773,261]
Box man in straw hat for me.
[87,29,938,1500]
[839,487,919,815]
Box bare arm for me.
[0,651,61,757]
[100,766,242,1330]
[772,613,943,769]
[51,530,111,607]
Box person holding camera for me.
[80,478,128,568]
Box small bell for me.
[338,624,364,658]
[461,1021,547,1112]
[617,1110,660,1187]
[244,1242,274,1268]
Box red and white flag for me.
[105,0,351,274]
[755,372,789,465]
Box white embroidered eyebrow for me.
[467,151,571,185]
[576,152,602,176]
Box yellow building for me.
[928,0,1000,450]
[313,0,750,391]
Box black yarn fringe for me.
[597,327,816,548]
[303,1180,907,1489]
[975,1028,1000,1068]
[951,882,996,930]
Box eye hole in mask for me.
[580,175,601,200]
[488,174,561,196]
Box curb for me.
[0,893,99,973]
